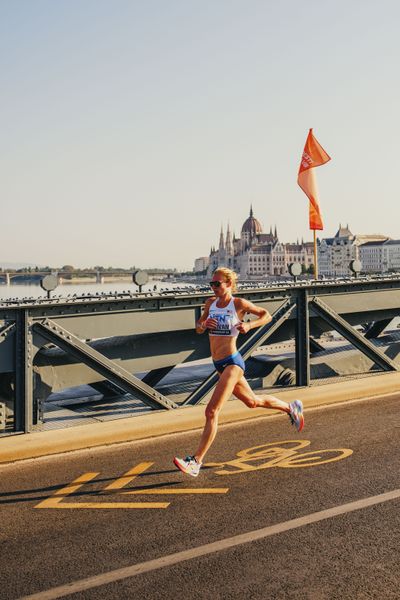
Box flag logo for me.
[297,129,331,231]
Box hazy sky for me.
[1,0,399,270]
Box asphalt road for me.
[1,395,399,600]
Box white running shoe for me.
[288,400,304,432]
[173,456,202,477]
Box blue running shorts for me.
[213,351,245,374]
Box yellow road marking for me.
[208,440,353,475]
[35,473,99,508]
[35,438,349,511]
[277,448,354,468]
[37,501,170,509]
[125,488,229,495]
[35,471,169,509]
[54,472,99,494]
[104,462,154,490]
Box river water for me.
[0,280,194,301]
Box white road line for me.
[19,488,400,600]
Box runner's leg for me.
[195,365,243,463]
[232,376,290,413]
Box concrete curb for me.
[1,372,400,465]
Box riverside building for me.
[194,209,394,279]
[358,238,400,274]
[318,225,389,277]
[194,207,314,279]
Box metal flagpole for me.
[313,229,318,279]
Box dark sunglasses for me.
[209,281,222,288]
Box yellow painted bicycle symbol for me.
[207,440,353,475]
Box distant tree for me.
[61,265,75,272]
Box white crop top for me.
[208,297,241,337]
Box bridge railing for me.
[1,275,400,435]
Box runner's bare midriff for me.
[209,336,238,362]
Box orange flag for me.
[297,129,331,230]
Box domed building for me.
[203,206,314,279]
[241,206,263,246]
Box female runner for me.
[174,267,304,477]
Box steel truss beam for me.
[142,366,175,387]
[183,300,296,406]
[364,318,393,340]
[309,337,325,353]
[310,297,398,372]
[239,300,296,360]
[91,381,127,398]
[0,322,16,344]
[34,319,178,410]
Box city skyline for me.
[2,1,400,270]
[1,213,389,274]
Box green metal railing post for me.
[295,289,310,387]
[15,310,34,432]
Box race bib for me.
[209,310,235,336]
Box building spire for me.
[219,225,225,250]
[226,223,233,254]
[250,204,253,218]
